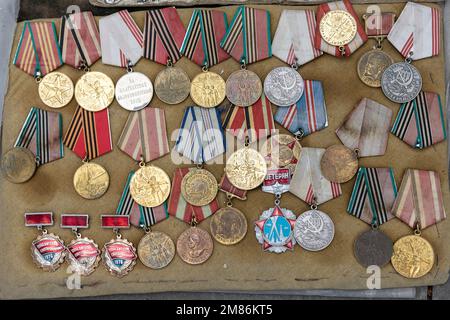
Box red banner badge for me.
[219,174,247,200]
[61,214,89,229]
[101,215,130,229]
[25,212,54,227]
[262,168,291,194]
[364,12,395,37]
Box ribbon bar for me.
[25,212,53,227]
[101,215,130,229]
[364,12,396,38]
[61,214,89,229]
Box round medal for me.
[320,144,358,183]
[354,229,393,267]
[31,233,66,272]
[73,162,110,200]
[225,147,267,190]
[38,72,74,108]
[391,234,434,279]
[210,207,247,245]
[138,231,175,269]
[154,66,191,105]
[263,66,304,107]
[190,70,226,108]
[75,71,115,112]
[294,209,335,252]
[177,227,214,265]
[1,147,36,184]
[319,10,357,46]
[262,134,302,173]
[357,50,394,87]
[381,62,422,103]
[226,69,262,107]
[181,168,218,206]
[115,71,153,111]
[129,165,171,208]
[102,237,137,277]
[66,237,101,276]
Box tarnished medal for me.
[75,71,115,112]
[138,229,175,269]
[190,67,226,108]
[358,50,394,88]
[226,68,262,107]
[210,206,247,246]
[61,214,100,276]
[263,66,304,107]
[181,167,218,207]
[319,10,357,47]
[1,147,37,184]
[38,72,74,108]
[115,68,153,111]
[295,208,335,252]
[101,215,137,277]
[73,161,110,200]
[320,144,359,183]
[177,222,214,265]
[354,228,393,268]
[25,212,66,272]
[381,60,422,104]
[154,61,190,105]
[262,134,302,173]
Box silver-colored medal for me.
[115,71,153,111]
[294,209,335,251]
[381,62,422,104]
[263,66,304,107]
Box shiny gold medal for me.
[320,144,358,183]
[75,71,115,112]
[73,161,110,200]
[225,146,267,190]
[210,206,247,245]
[138,229,175,269]
[262,134,302,173]
[155,59,191,105]
[190,67,226,108]
[1,147,37,184]
[319,10,357,51]
[181,168,218,206]
[38,72,74,108]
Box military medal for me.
[381,59,422,104]
[262,134,302,174]
[294,207,334,252]
[320,144,359,184]
[101,215,137,277]
[25,212,66,272]
[190,67,226,109]
[390,169,446,278]
[263,66,304,107]
[138,229,175,269]
[1,107,63,184]
[181,167,218,207]
[177,220,214,265]
[61,214,100,276]
[154,59,190,105]
[75,71,115,112]
[115,66,153,112]
[38,72,74,109]
[225,67,262,107]
[73,161,110,200]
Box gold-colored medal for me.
[38,72,74,108]
[320,144,358,183]
[319,10,357,47]
[181,168,218,207]
[1,147,37,184]
[225,147,267,190]
[73,162,110,200]
[75,71,115,112]
[129,164,171,208]
[210,206,247,245]
[190,68,226,108]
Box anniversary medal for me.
[348,167,398,267]
[64,106,112,199]
[264,65,304,108]
[262,134,302,175]
[25,212,65,272]
[61,214,100,276]
[1,107,63,184]
[390,169,446,278]
[101,215,137,277]
[357,12,395,87]
[322,98,393,183]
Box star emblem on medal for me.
[254,206,297,253]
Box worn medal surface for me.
[320,144,358,183]
[262,134,302,172]
[130,165,171,208]
[226,69,262,107]
[225,147,267,190]
[294,209,335,252]
[210,207,247,245]
[1,147,36,183]
[177,227,214,265]
[154,66,190,105]
[357,50,394,87]
[38,72,74,108]
[115,72,153,111]
[138,231,175,269]
[354,229,393,267]
[381,62,422,103]
[31,233,66,272]
[190,70,226,108]
[181,168,218,206]
[75,71,115,112]
[73,162,110,200]
[66,237,101,276]
[391,235,434,279]
[102,237,137,277]
[319,10,357,46]
[263,67,304,107]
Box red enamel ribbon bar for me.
[364,12,395,37]
[101,215,130,229]
[219,175,247,200]
[25,212,53,227]
[60,214,89,229]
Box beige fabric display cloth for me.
[0,3,448,299]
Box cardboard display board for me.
[0,3,448,299]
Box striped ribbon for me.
[13,21,63,77]
[116,171,168,227]
[180,9,229,67]
[272,9,322,66]
[220,6,271,64]
[63,106,112,160]
[175,106,225,164]
[219,174,247,200]
[99,10,143,68]
[314,0,368,57]
[336,98,392,157]
[59,11,101,68]
[392,169,446,229]
[168,167,219,223]
[364,12,395,37]
[222,93,275,144]
[15,107,63,165]
[289,147,341,205]
[347,167,397,226]
[388,2,440,60]
[391,91,446,149]
[143,8,185,65]
[274,80,328,137]
[117,107,169,162]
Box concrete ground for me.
[0,0,449,299]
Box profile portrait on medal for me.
[363,53,390,81]
[215,215,240,240]
[187,232,207,258]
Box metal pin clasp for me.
[126,60,134,73]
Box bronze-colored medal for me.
[354,229,393,268]
[210,206,247,245]
[38,71,74,108]
[357,49,394,88]
[1,147,36,184]
[181,168,218,207]
[129,164,171,208]
[75,71,115,112]
[190,69,226,108]
[319,10,357,47]
[262,134,302,172]
[320,144,358,183]
[225,147,267,190]
[176,227,214,265]
[154,65,191,105]
[73,162,110,200]
[225,69,262,107]
[137,230,175,269]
